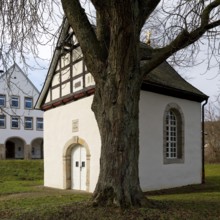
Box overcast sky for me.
[176,50,220,103]
[182,65,220,102]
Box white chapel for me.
[36,20,208,192]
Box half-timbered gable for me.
[41,25,95,111]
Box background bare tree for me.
[0,1,62,116]
[141,1,220,69]
[0,0,61,71]
[205,101,220,163]
[1,0,220,208]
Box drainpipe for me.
[202,98,208,184]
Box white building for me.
[36,21,208,192]
[0,64,43,160]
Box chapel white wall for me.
[139,91,202,191]
[44,95,101,192]
[44,91,202,192]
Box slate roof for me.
[142,62,208,102]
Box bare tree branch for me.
[61,0,106,76]
[0,0,61,71]
[90,0,110,10]
[96,11,110,59]
[201,0,220,27]
[141,0,220,76]
[138,0,161,30]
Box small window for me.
[74,81,81,88]
[11,96,19,108]
[0,115,6,128]
[73,78,83,92]
[24,117,33,130]
[81,161,85,168]
[75,161,79,167]
[11,116,20,129]
[36,118,43,130]
[0,95,6,107]
[24,97,33,109]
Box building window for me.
[0,95,6,107]
[11,116,20,129]
[166,111,177,159]
[0,115,6,128]
[24,97,33,109]
[36,118,43,130]
[163,103,184,164]
[11,96,19,108]
[24,117,33,130]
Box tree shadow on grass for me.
[145,175,220,196]
[15,198,220,220]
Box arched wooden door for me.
[71,145,86,190]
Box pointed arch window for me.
[164,103,184,164]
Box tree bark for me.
[91,2,147,207]
[92,77,146,207]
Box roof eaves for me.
[141,81,209,102]
[35,18,70,109]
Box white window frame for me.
[24,97,33,109]
[163,103,184,164]
[0,94,6,107]
[24,117,33,130]
[11,96,19,108]
[166,111,177,159]
[0,115,6,128]
[36,117,43,130]
[11,116,20,129]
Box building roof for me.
[35,19,69,109]
[142,61,208,102]
[0,63,40,94]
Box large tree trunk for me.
[91,3,146,207]
[92,77,146,207]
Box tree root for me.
[92,186,154,209]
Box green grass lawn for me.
[0,160,90,219]
[0,160,43,195]
[0,161,219,220]
[146,163,220,220]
